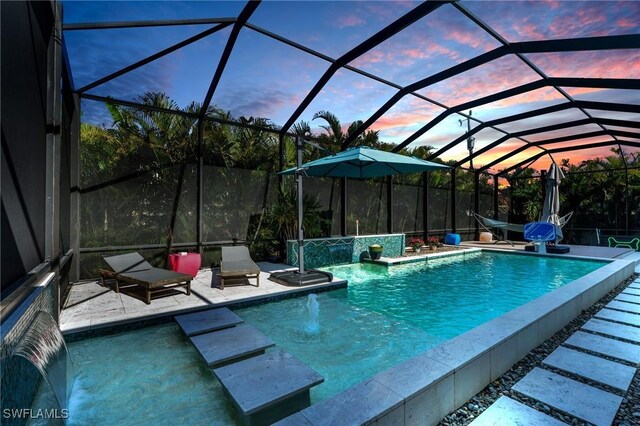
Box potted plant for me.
[427,236,440,250]
[368,244,384,260]
[409,237,424,254]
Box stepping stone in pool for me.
[470,396,565,426]
[594,308,640,327]
[214,350,324,426]
[606,300,640,315]
[175,307,243,336]
[190,324,275,368]
[564,331,640,364]
[622,287,640,296]
[615,293,640,305]
[513,368,622,426]
[582,318,640,344]
[543,346,635,392]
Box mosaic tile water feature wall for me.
[286,234,405,269]
[1,274,58,426]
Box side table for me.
[168,252,201,278]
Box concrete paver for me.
[513,368,622,426]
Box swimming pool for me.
[40,250,608,424]
[235,251,605,401]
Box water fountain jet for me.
[304,294,320,334]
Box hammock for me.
[469,211,574,246]
[467,211,522,246]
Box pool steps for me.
[189,324,275,368]
[176,308,324,425]
[214,350,324,426]
[175,307,243,336]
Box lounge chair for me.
[220,246,260,289]
[99,252,192,304]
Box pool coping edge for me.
[279,254,636,426]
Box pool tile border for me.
[277,252,636,426]
[363,247,481,266]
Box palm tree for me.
[311,110,383,152]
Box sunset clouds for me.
[64,0,639,171]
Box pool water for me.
[37,251,605,424]
[31,324,241,426]
[236,251,605,401]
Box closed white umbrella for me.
[541,162,565,242]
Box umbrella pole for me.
[296,137,305,275]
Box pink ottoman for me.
[168,253,201,278]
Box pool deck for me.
[461,240,636,259]
[60,262,346,335]
[61,244,639,335]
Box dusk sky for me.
[63,0,640,174]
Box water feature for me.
[326,244,352,265]
[11,311,74,411]
[304,294,320,334]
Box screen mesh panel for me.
[393,176,423,233]
[202,166,269,242]
[303,176,342,236]
[347,178,387,235]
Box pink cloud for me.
[335,14,365,29]
[513,22,547,41]
[529,50,640,79]
[478,140,621,174]
[373,114,433,132]
[420,55,542,106]
[370,100,444,134]
[464,1,640,43]
[542,0,561,9]
[361,1,416,22]
[547,7,609,39]
[351,36,461,72]
[402,41,460,62]
[618,17,637,28]
[442,27,497,51]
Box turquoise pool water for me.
[236,251,605,401]
[37,251,605,424]
[31,324,240,425]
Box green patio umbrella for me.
[272,144,449,286]
[280,146,449,178]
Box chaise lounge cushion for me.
[116,268,192,289]
[221,260,260,277]
[105,252,153,274]
[101,252,192,303]
[219,246,260,289]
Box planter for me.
[368,244,384,260]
